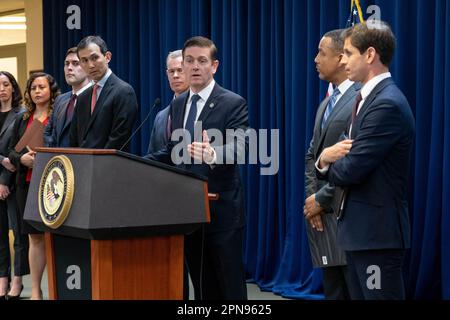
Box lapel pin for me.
[209,103,215,108]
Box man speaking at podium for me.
[147,36,249,300]
[69,36,138,150]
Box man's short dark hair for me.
[77,36,109,55]
[182,36,218,61]
[344,21,396,67]
[66,47,78,58]
[323,29,346,54]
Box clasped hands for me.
[304,194,325,232]
[187,130,215,164]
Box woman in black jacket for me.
[0,71,27,300]
[8,72,59,299]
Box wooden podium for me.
[23,148,210,300]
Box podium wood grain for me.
[91,236,183,300]
[45,233,58,300]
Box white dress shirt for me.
[332,79,355,106]
[183,79,217,165]
[183,79,216,128]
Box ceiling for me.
[0,0,24,14]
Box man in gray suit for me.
[304,29,360,300]
[147,50,190,299]
[44,47,91,147]
[148,50,189,153]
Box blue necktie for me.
[185,94,201,142]
[321,87,340,129]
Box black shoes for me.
[6,284,23,300]
[0,284,10,300]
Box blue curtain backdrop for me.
[42,0,450,299]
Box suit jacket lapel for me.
[172,93,189,130]
[19,117,27,139]
[61,108,71,133]
[323,86,354,132]
[84,74,115,138]
[173,83,221,132]
[316,84,358,157]
[313,97,329,156]
[197,83,221,124]
[58,100,71,135]
[53,92,72,136]
[316,90,353,157]
[351,78,393,138]
[0,108,19,137]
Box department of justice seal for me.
[38,155,75,229]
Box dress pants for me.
[322,266,351,300]
[0,193,30,277]
[345,249,406,300]
[185,226,247,300]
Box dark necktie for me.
[337,92,363,219]
[65,93,77,122]
[350,92,363,138]
[185,94,201,142]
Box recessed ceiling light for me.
[0,17,26,23]
[0,24,26,30]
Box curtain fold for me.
[43,0,450,299]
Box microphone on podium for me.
[119,98,161,151]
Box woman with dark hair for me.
[0,71,28,300]
[8,72,60,300]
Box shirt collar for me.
[189,79,216,103]
[336,79,354,96]
[173,89,188,101]
[73,82,93,96]
[95,68,112,88]
[361,72,391,100]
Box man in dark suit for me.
[304,29,360,300]
[317,22,415,299]
[148,36,248,300]
[45,47,91,147]
[70,36,138,150]
[148,50,189,154]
